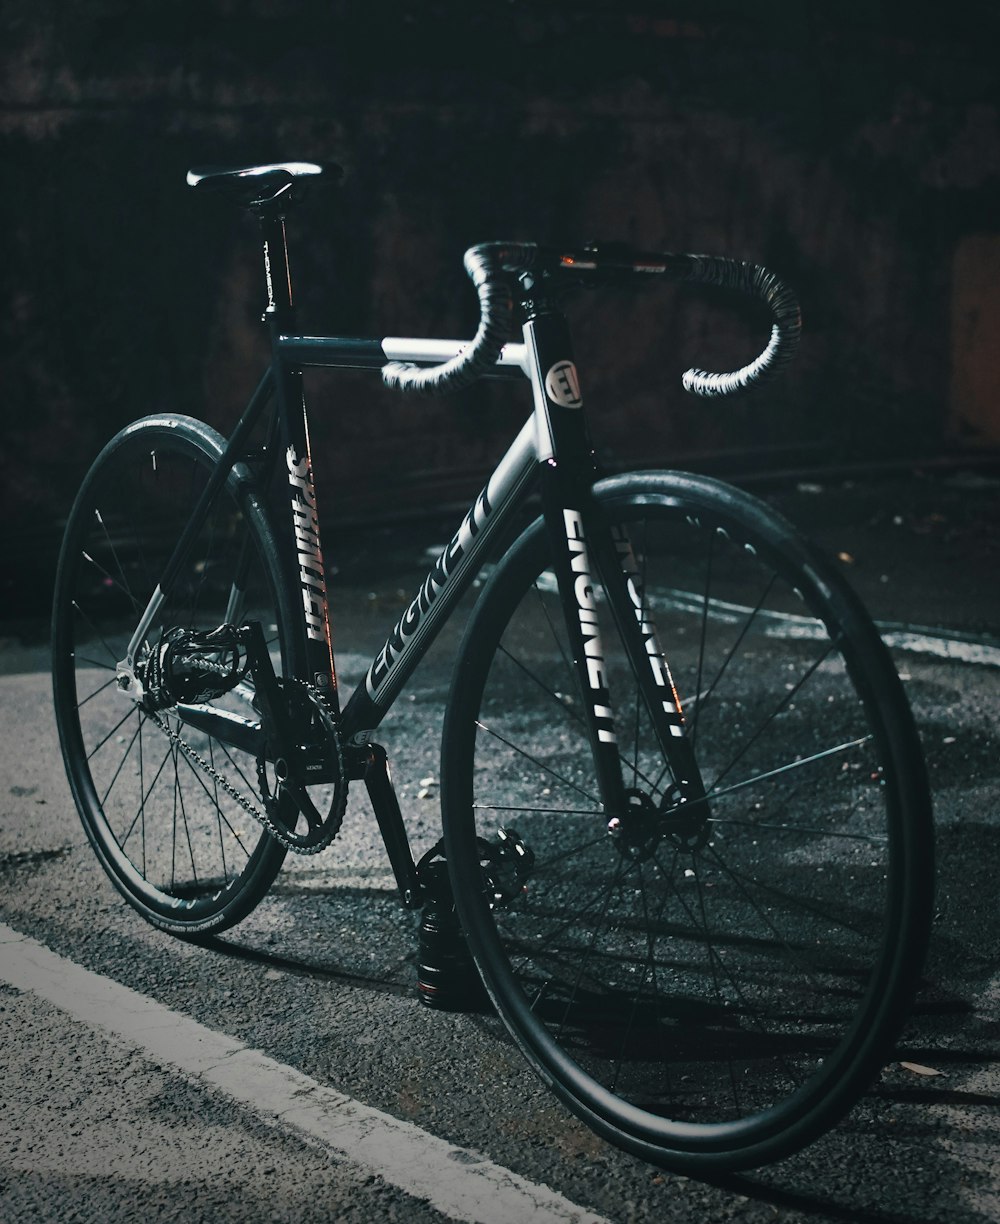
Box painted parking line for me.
[0,923,608,1224]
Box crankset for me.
[254,676,346,851]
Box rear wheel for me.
[441,471,933,1172]
[52,415,303,936]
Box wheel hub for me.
[607,785,710,857]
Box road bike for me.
[51,161,934,1174]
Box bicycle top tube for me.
[275,335,530,381]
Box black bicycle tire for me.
[441,470,933,1173]
[52,414,304,936]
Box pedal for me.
[474,826,535,910]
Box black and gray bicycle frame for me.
[115,214,706,880]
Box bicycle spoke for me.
[81,548,142,614]
[711,815,886,845]
[208,738,228,883]
[705,639,841,796]
[93,506,142,610]
[660,849,804,1089]
[88,705,141,764]
[701,734,874,809]
[176,745,255,860]
[170,738,181,891]
[533,831,613,872]
[75,672,120,709]
[75,654,119,675]
[608,856,673,1095]
[690,852,743,1112]
[174,748,202,890]
[97,716,142,808]
[119,735,173,854]
[497,643,586,729]
[510,858,639,973]
[473,803,605,817]
[214,739,264,817]
[699,571,778,714]
[72,597,127,669]
[138,714,147,877]
[475,718,600,806]
[128,468,157,598]
[704,845,874,944]
[531,578,577,693]
[554,852,633,1041]
[698,845,824,991]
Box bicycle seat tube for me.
[258,208,339,711]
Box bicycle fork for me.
[525,307,710,848]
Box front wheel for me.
[441,471,933,1173]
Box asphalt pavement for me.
[1,462,999,1223]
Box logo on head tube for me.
[545,361,583,408]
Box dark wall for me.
[3,2,999,546]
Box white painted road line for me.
[532,571,1000,668]
[654,589,1000,667]
[0,923,609,1224]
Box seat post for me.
[258,210,296,330]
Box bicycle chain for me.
[145,678,346,856]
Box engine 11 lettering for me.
[366,487,492,698]
[563,508,616,745]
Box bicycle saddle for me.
[186,161,342,210]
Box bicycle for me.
[51,160,934,1174]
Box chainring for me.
[255,678,347,853]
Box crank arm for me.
[239,620,299,767]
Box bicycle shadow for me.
[202,818,1000,1224]
[200,882,419,1000]
[699,816,1000,1221]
